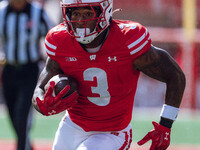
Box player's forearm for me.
[157,47,186,108]
[159,71,185,128]
[164,70,186,107]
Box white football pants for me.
[52,113,132,150]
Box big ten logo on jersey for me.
[119,23,137,30]
[65,57,77,62]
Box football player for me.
[32,0,186,149]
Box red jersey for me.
[45,20,151,131]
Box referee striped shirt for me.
[0,1,53,65]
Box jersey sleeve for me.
[44,24,69,61]
[44,28,59,61]
[123,22,151,60]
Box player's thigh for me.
[53,116,87,150]
[53,121,73,150]
[53,117,132,150]
[76,133,118,150]
[76,126,132,150]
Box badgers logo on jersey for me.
[90,55,96,61]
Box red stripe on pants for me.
[119,131,129,150]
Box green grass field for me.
[0,106,200,149]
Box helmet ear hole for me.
[109,16,112,24]
[109,8,112,13]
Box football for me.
[45,74,78,98]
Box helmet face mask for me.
[60,0,113,44]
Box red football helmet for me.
[60,0,113,44]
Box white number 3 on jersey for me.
[83,68,111,106]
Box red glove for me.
[137,121,171,150]
[36,81,79,116]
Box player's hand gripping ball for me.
[45,74,78,98]
[36,74,79,116]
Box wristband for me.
[160,104,180,121]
